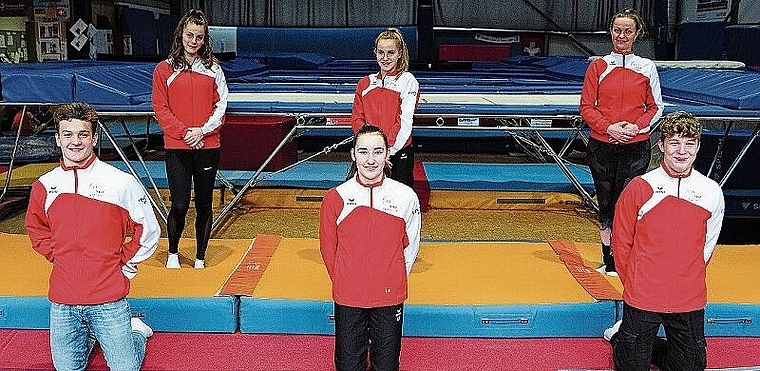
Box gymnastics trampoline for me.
[2,54,760,334]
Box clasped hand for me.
[184,127,205,149]
[607,121,639,144]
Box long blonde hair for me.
[375,28,410,75]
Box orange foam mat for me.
[252,237,597,304]
[0,232,255,298]
[570,241,760,304]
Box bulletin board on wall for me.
[0,30,29,62]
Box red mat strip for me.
[218,234,280,296]
[3,329,759,370]
[549,240,622,301]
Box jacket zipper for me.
[367,183,375,304]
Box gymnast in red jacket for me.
[351,28,420,189]
[580,9,664,276]
[152,9,228,269]
[320,124,421,371]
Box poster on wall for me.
[0,0,33,17]
[695,0,730,22]
[33,0,69,20]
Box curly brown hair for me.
[53,102,98,133]
[659,111,702,142]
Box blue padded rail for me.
[705,303,760,337]
[0,296,239,333]
[239,298,617,338]
[660,68,760,110]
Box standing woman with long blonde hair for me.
[152,9,228,269]
[351,28,420,189]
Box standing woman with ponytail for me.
[320,124,421,371]
[351,28,420,189]
[152,9,228,269]
[580,9,664,276]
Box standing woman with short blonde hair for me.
[580,9,664,276]
[152,9,228,269]
[351,28,420,189]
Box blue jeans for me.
[50,298,147,371]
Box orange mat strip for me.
[549,240,622,301]
[218,234,281,296]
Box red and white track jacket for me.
[25,155,160,305]
[612,165,724,313]
[319,175,421,308]
[351,71,420,155]
[152,58,228,149]
[580,51,664,143]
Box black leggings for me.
[389,146,414,189]
[165,148,219,260]
[587,138,650,230]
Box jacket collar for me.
[355,174,385,188]
[660,164,693,179]
[59,154,97,172]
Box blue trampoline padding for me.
[0,296,238,333]
[219,58,268,79]
[543,58,590,81]
[109,160,593,192]
[423,162,594,193]
[1,71,74,103]
[239,298,616,338]
[236,52,334,70]
[660,69,760,110]
[108,161,349,189]
[75,64,155,105]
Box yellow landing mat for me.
[0,163,58,187]
[253,238,598,305]
[0,233,254,298]
[4,231,759,304]
[572,241,760,304]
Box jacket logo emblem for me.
[655,185,665,194]
[138,196,148,204]
[347,198,356,206]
